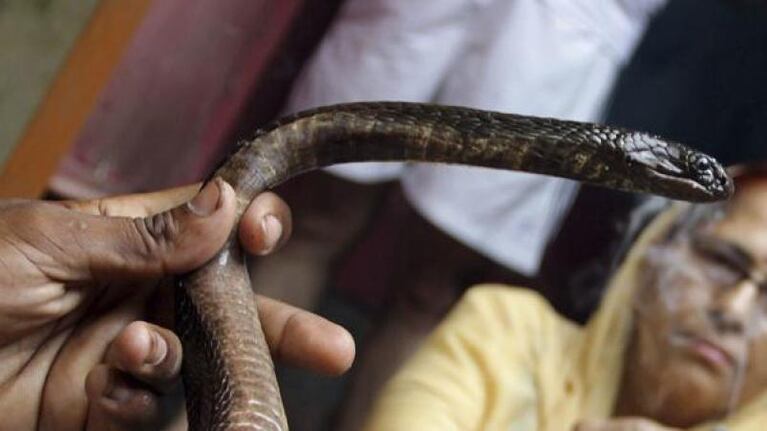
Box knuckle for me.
[131,211,179,259]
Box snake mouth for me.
[647,169,730,202]
[623,135,732,202]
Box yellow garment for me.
[364,205,767,431]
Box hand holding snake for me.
[0,183,353,430]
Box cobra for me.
[176,102,733,430]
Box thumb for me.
[60,178,237,281]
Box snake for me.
[176,102,733,431]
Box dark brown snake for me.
[177,102,732,431]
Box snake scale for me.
[176,102,733,430]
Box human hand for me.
[0,179,355,430]
[574,417,680,431]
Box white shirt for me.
[285,0,666,275]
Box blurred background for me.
[1,0,766,430]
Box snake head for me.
[623,133,733,202]
[685,152,733,200]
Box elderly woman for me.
[363,168,767,431]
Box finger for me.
[37,292,150,431]
[85,365,183,431]
[257,295,355,375]
[104,321,182,394]
[61,181,293,265]
[63,183,294,253]
[62,184,201,218]
[239,191,293,256]
[40,178,238,281]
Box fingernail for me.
[104,372,132,402]
[188,178,222,216]
[259,214,283,255]
[145,331,167,366]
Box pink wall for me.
[52,0,302,197]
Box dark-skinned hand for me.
[0,179,355,431]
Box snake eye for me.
[689,154,717,187]
[694,156,711,172]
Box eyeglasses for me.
[689,233,767,292]
[644,234,767,297]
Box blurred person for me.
[0,180,354,430]
[363,166,767,431]
[285,0,667,282]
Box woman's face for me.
[631,181,767,426]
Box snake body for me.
[177,102,732,431]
